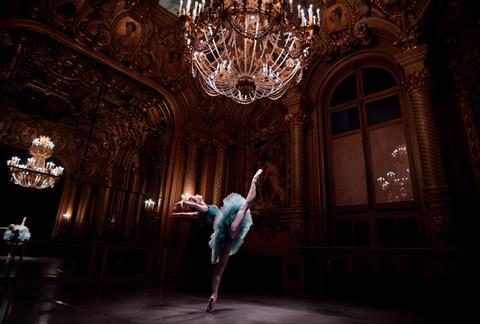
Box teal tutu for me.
[3,225,31,244]
[208,193,253,264]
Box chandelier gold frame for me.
[179,0,322,104]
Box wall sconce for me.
[144,198,155,211]
[62,213,71,220]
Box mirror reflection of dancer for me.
[172,169,263,312]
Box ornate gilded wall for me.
[0,0,479,286]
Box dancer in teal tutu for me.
[173,169,263,312]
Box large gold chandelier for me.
[179,0,321,104]
[6,136,64,189]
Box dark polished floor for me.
[0,280,476,324]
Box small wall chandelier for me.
[144,198,156,211]
[6,136,64,189]
[178,0,321,104]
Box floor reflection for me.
[0,280,474,324]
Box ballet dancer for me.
[173,169,263,312]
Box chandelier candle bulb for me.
[192,1,198,20]
[308,5,313,24]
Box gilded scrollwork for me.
[402,69,431,94]
[26,0,427,96]
[0,29,173,184]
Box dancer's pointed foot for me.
[252,169,263,184]
[206,295,217,312]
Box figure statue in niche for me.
[262,159,288,202]
[254,136,289,206]
[172,169,263,312]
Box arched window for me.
[325,65,417,247]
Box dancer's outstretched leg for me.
[207,241,232,312]
[230,169,262,238]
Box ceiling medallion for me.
[178,0,321,104]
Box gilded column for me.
[95,167,113,240]
[283,90,307,240]
[75,183,93,235]
[395,45,450,246]
[125,157,141,239]
[155,147,169,215]
[454,84,480,187]
[212,139,228,206]
[53,179,78,238]
[183,133,202,196]
[199,142,216,203]
[178,132,202,248]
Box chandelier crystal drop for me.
[178,0,321,104]
[6,136,64,189]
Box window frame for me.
[324,64,419,247]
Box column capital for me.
[202,142,216,155]
[394,44,428,74]
[213,132,234,150]
[285,111,308,127]
[402,69,431,94]
[183,130,203,149]
[282,89,313,113]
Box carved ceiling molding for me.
[0,29,173,182]
[310,0,420,65]
[0,18,178,123]
[28,0,187,92]
[22,1,426,123]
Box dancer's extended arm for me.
[172,195,208,217]
[172,211,200,217]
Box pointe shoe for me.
[252,169,263,183]
[206,295,217,312]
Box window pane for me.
[330,73,357,106]
[362,67,397,96]
[398,218,417,246]
[333,133,368,206]
[366,95,401,125]
[377,218,396,246]
[354,221,370,246]
[336,221,352,246]
[331,107,360,135]
[370,124,414,204]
